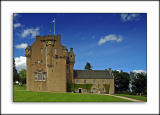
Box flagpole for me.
[54,17,55,36]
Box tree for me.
[84,62,92,70]
[13,58,19,82]
[113,71,130,93]
[132,73,147,95]
[19,69,26,84]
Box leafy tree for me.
[13,58,19,82]
[84,62,92,70]
[113,71,130,93]
[19,69,26,84]
[132,73,147,95]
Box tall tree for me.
[13,58,19,82]
[19,69,26,84]
[84,62,92,70]
[132,73,147,95]
[113,71,130,93]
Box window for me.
[93,88,96,93]
[83,89,87,92]
[76,79,78,84]
[55,55,58,58]
[38,73,42,80]
[54,48,57,54]
[35,72,46,81]
[102,80,105,84]
[93,80,96,84]
[43,73,46,80]
[41,48,43,55]
[84,80,86,84]
[102,88,105,92]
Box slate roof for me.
[74,70,113,79]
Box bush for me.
[71,84,93,92]
[103,84,110,94]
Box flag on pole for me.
[52,17,56,36]
[52,17,55,23]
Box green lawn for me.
[115,94,147,102]
[13,85,132,102]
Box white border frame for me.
[1,1,159,114]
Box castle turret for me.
[69,48,75,64]
[68,48,75,83]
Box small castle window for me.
[83,89,87,92]
[43,73,46,80]
[35,72,46,81]
[102,88,105,92]
[76,79,78,84]
[84,80,86,84]
[54,48,57,54]
[55,55,58,59]
[93,88,96,93]
[38,73,42,80]
[93,80,96,84]
[102,80,105,84]
[41,48,43,55]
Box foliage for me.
[113,71,130,93]
[71,83,75,92]
[84,62,92,70]
[71,83,93,92]
[13,58,19,82]
[132,73,147,95]
[19,69,26,84]
[103,84,110,94]
[13,85,131,102]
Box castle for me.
[25,35,115,94]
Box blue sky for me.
[13,13,147,73]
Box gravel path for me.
[104,94,143,102]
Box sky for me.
[13,13,147,73]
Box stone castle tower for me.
[25,34,75,92]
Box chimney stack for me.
[70,48,73,52]
[109,68,112,75]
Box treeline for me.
[13,58,26,85]
[113,70,147,96]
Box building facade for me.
[25,35,114,94]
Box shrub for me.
[103,84,110,94]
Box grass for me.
[115,94,147,102]
[13,85,132,102]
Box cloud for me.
[116,70,121,72]
[14,23,21,28]
[21,27,40,38]
[98,34,123,45]
[15,56,26,71]
[132,70,146,74]
[13,13,21,21]
[14,13,20,18]
[16,43,28,49]
[120,13,140,22]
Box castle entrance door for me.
[79,88,82,93]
